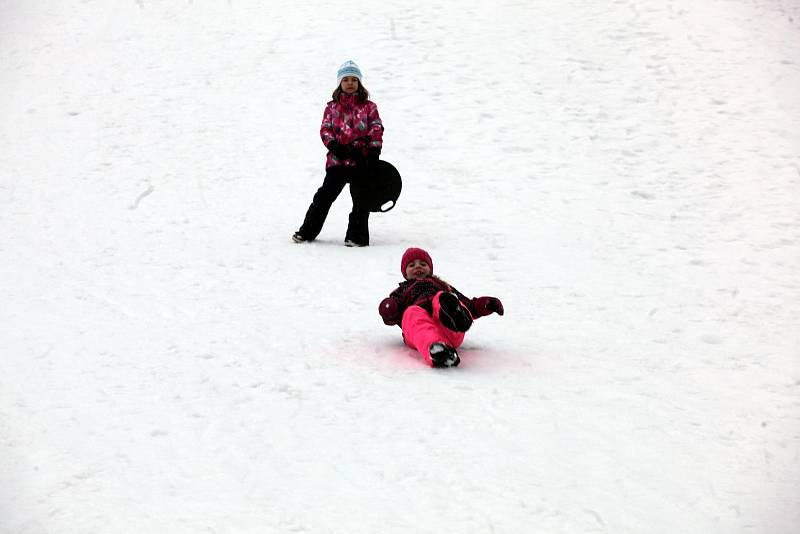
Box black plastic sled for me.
[362,160,402,213]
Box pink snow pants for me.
[401,292,467,367]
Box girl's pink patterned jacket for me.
[320,93,383,169]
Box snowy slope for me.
[1,1,799,533]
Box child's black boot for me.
[429,342,460,368]
[438,292,473,332]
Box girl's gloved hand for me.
[367,147,381,167]
[327,140,350,160]
[473,296,504,317]
[379,298,400,325]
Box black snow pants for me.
[297,165,370,245]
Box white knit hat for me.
[337,60,362,84]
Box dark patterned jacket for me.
[379,275,476,327]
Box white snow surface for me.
[1,1,799,533]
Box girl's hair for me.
[332,83,370,103]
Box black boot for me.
[438,292,473,332]
[429,342,460,368]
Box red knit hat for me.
[401,247,433,277]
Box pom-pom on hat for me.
[401,247,433,277]
[337,60,362,84]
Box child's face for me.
[405,259,431,280]
[340,76,359,94]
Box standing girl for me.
[292,60,384,247]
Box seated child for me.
[379,247,504,368]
